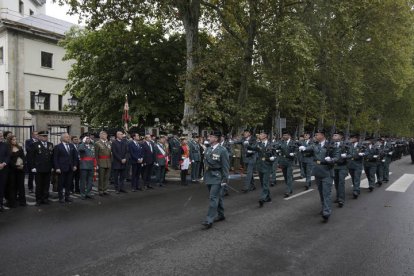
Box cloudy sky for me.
[45,0,81,24]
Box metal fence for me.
[0,124,34,151]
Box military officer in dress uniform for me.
[27,131,54,206]
[154,135,168,186]
[362,137,380,192]
[347,134,365,199]
[276,131,298,198]
[202,130,230,230]
[299,129,340,222]
[300,132,314,190]
[331,131,351,208]
[168,134,181,170]
[247,130,276,207]
[94,131,112,196]
[78,136,96,199]
[189,133,201,182]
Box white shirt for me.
[147,141,153,152]
[320,140,326,148]
[211,143,219,151]
[262,139,268,147]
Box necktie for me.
[65,144,70,153]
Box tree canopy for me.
[57,0,414,137]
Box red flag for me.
[123,95,131,130]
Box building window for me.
[30,91,50,110]
[41,51,53,68]
[0,47,3,64]
[0,91,4,108]
[19,1,24,15]
[58,95,63,111]
[30,10,34,16]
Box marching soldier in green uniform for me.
[362,137,380,192]
[276,131,298,198]
[332,131,351,208]
[247,130,276,207]
[202,130,230,230]
[300,132,314,190]
[189,133,201,182]
[381,136,393,183]
[78,136,96,199]
[270,136,279,186]
[94,131,112,196]
[299,129,340,222]
[347,134,365,199]
[375,138,385,187]
[234,129,257,193]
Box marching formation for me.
[0,128,413,229]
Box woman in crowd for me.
[180,137,190,186]
[6,135,26,207]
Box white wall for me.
[0,0,44,17]
[23,37,72,80]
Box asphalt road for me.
[1,156,413,276]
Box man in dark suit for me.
[129,133,144,191]
[142,134,156,189]
[27,131,54,206]
[111,131,128,193]
[0,130,10,212]
[25,131,38,193]
[70,136,81,193]
[53,133,78,203]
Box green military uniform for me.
[300,131,340,221]
[347,136,364,198]
[300,137,314,190]
[203,132,230,227]
[333,139,351,207]
[248,136,276,206]
[94,139,112,194]
[78,141,95,198]
[270,139,279,186]
[381,139,393,182]
[189,135,201,182]
[362,138,380,191]
[276,136,298,197]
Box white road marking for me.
[386,174,414,193]
[284,189,314,200]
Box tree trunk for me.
[235,0,257,131]
[178,0,201,135]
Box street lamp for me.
[68,96,78,109]
[34,90,46,110]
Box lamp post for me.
[68,96,78,110]
[34,90,46,110]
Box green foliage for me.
[58,0,414,136]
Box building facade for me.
[0,0,81,144]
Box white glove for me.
[155,163,159,167]
[269,156,275,161]
[341,153,347,158]
[373,155,378,158]
[181,157,185,160]
[31,168,37,173]
[204,141,209,145]
[191,160,195,163]
[382,159,385,163]
[221,183,227,187]
[247,150,253,154]
[289,153,295,156]
[325,157,332,162]
[388,152,393,155]
[299,146,306,151]
[358,153,365,156]
[275,150,280,153]
[243,141,249,145]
